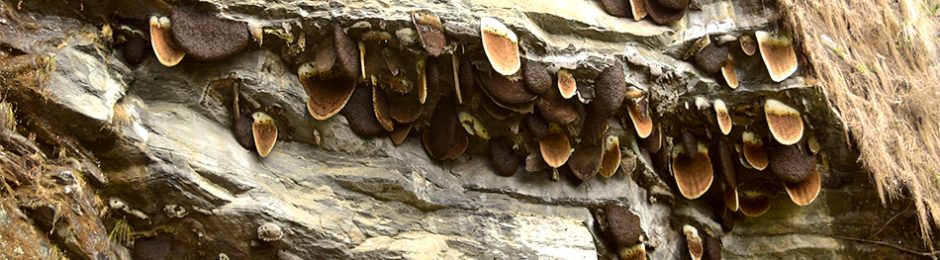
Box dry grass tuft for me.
[111,101,133,130]
[0,99,15,132]
[108,218,135,247]
[778,0,940,242]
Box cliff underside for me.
[0,0,938,259]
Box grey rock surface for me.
[0,0,934,259]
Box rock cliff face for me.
[0,0,936,259]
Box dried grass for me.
[0,100,15,132]
[778,0,940,242]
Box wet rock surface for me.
[0,0,936,259]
